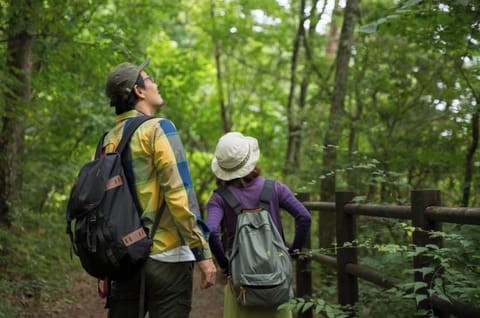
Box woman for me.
[206,132,312,318]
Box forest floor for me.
[31,266,225,318]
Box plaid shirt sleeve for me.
[151,118,211,260]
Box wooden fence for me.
[294,190,480,318]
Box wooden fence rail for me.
[295,190,480,318]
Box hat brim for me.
[211,136,260,181]
[136,58,150,75]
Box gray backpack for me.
[216,180,293,308]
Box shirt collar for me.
[115,109,144,123]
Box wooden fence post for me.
[296,192,312,318]
[336,191,358,316]
[411,190,443,317]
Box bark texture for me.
[0,1,35,226]
[319,0,360,248]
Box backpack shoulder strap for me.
[94,116,154,159]
[259,179,286,241]
[214,187,244,215]
[94,132,108,159]
[117,116,154,154]
[259,179,274,210]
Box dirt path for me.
[42,266,225,318]
[191,267,225,318]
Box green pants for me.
[107,259,194,318]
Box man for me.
[103,59,216,318]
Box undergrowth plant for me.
[282,223,479,317]
[0,207,78,316]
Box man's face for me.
[139,71,164,108]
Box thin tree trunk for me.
[285,0,326,176]
[346,51,368,189]
[319,0,360,248]
[457,61,480,207]
[284,0,306,176]
[326,0,339,55]
[210,0,230,133]
[0,2,35,226]
[462,103,479,207]
[291,0,325,174]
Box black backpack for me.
[66,116,164,282]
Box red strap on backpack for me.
[98,278,110,298]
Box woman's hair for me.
[114,75,146,115]
[216,166,261,188]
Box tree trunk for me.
[326,0,339,55]
[210,0,230,133]
[0,2,35,226]
[346,51,368,189]
[285,0,326,176]
[284,0,306,176]
[319,0,360,248]
[462,103,479,207]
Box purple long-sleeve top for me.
[206,176,312,270]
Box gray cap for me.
[105,59,150,106]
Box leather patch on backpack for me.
[105,175,123,191]
[122,228,147,246]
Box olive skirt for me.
[223,283,293,318]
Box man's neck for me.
[135,103,156,116]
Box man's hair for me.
[114,75,146,115]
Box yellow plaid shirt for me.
[101,110,211,260]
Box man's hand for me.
[197,259,217,289]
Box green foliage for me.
[297,218,479,317]
[342,0,480,206]
[0,280,17,318]
[0,207,79,315]
[278,297,350,318]
[356,284,416,318]
[348,222,479,316]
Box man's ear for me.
[133,84,145,99]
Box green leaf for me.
[413,267,435,278]
[295,302,305,312]
[401,0,424,9]
[359,22,378,34]
[435,293,452,304]
[415,294,428,305]
[316,299,326,307]
[413,282,428,292]
[302,302,314,313]
[415,246,429,254]
[277,303,290,311]
[352,195,366,203]
[325,306,335,318]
